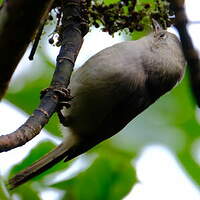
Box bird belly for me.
[63,69,146,138]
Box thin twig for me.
[170,0,200,107]
[0,0,88,152]
[29,21,46,60]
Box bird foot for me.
[40,86,72,100]
[40,86,73,126]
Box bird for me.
[9,20,185,189]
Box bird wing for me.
[64,87,155,162]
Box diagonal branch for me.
[0,0,88,152]
[170,0,200,107]
[0,0,55,100]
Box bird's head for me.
[151,19,183,52]
[150,19,185,70]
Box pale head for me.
[151,19,182,49]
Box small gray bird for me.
[9,20,185,188]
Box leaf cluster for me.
[85,0,173,35]
[48,0,174,46]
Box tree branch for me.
[170,0,200,107]
[0,0,55,100]
[0,0,88,152]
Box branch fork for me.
[0,0,89,152]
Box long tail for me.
[9,134,78,189]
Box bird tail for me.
[8,134,78,189]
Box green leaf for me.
[0,176,11,200]
[5,57,54,114]
[9,141,70,182]
[9,141,56,177]
[51,144,137,200]
[12,184,41,200]
[178,147,200,187]
[103,0,119,5]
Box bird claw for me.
[40,87,73,101]
[57,108,69,126]
[40,86,73,126]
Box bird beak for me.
[152,19,163,33]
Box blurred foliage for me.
[0,175,10,200]
[49,0,172,47]
[8,141,70,181]
[0,0,200,199]
[5,54,62,137]
[84,0,172,35]
[50,145,136,200]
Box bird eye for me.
[159,33,166,39]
